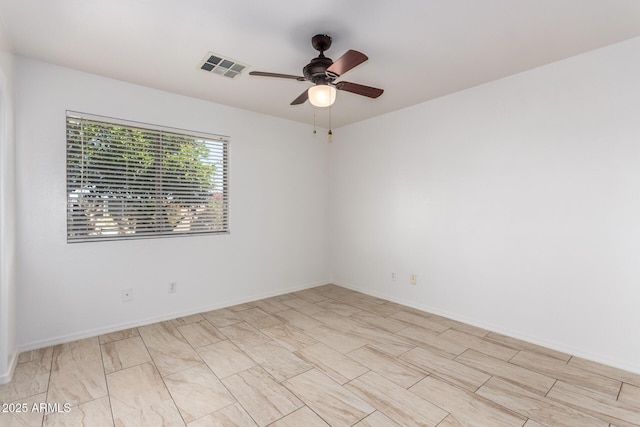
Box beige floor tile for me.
[283,369,374,427]
[236,307,283,329]
[305,324,367,354]
[349,311,408,333]
[346,371,448,427]
[308,310,364,332]
[396,325,467,358]
[101,336,151,374]
[400,346,490,392]
[390,311,449,334]
[295,342,369,385]
[142,339,204,377]
[427,314,489,337]
[223,366,303,427]
[273,309,323,331]
[218,322,272,350]
[350,299,404,317]
[43,396,113,427]
[292,289,329,303]
[0,358,51,403]
[170,313,205,327]
[163,364,235,423]
[347,345,426,388]
[244,342,311,382]
[17,347,54,364]
[98,328,140,345]
[476,377,608,427]
[106,362,171,419]
[568,357,640,388]
[353,411,402,427]
[510,350,622,398]
[439,329,518,361]
[410,376,526,426]
[0,392,47,427]
[253,297,290,314]
[269,406,329,427]
[47,356,107,406]
[522,420,546,427]
[197,340,255,379]
[455,349,555,395]
[176,320,225,348]
[113,400,185,427]
[227,302,258,312]
[436,414,467,427]
[618,383,640,409]
[547,380,640,426]
[52,338,102,368]
[201,308,243,328]
[316,300,363,317]
[187,402,257,427]
[484,332,571,362]
[260,323,318,352]
[281,297,325,314]
[137,321,184,346]
[349,325,415,357]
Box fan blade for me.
[336,81,383,98]
[249,71,305,81]
[290,89,309,105]
[326,50,368,77]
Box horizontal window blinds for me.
[66,112,229,242]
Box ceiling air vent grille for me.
[199,52,248,79]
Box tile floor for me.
[1,284,639,426]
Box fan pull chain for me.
[328,105,333,140]
[313,108,317,135]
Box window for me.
[66,112,229,242]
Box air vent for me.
[199,52,248,79]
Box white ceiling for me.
[2,0,640,128]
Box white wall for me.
[15,58,329,350]
[330,36,640,374]
[0,49,17,384]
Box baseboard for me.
[0,350,18,385]
[333,281,640,375]
[18,280,330,353]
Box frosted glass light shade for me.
[308,85,337,107]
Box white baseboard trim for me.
[18,280,329,354]
[333,281,640,375]
[0,350,18,385]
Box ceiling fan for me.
[249,34,384,108]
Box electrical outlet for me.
[121,288,133,302]
[410,274,417,285]
[169,282,177,293]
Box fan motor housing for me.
[303,55,334,83]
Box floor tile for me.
[201,308,243,328]
[163,364,235,423]
[316,300,363,317]
[253,297,290,314]
[349,311,408,333]
[260,323,318,352]
[281,297,325,314]
[47,356,107,406]
[390,310,449,334]
[546,380,640,426]
[305,324,367,354]
[113,400,185,427]
[455,349,555,395]
[236,307,283,330]
[170,313,205,327]
[223,366,303,427]
[101,336,151,374]
[346,371,448,427]
[17,347,53,364]
[98,328,140,345]
[353,411,402,427]
[309,310,364,332]
[187,402,257,427]
[347,345,426,388]
[618,383,640,409]
[510,350,622,398]
[484,332,571,362]
[295,342,369,385]
[273,309,323,331]
[106,362,171,420]
[349,325,415,356]
[476,377,608,427]
[410,375,526,426]
[568,357,640,388]
[283,369,374,427]
[218,322,272,350]
[438,329,518,361]
[400,346,490,392]
[0,358,51,403]
[268,406,330,427]
[197,340,255,379]
[0,392,46,427]
[396,325,467,358]
[43,396,113,427]
[244,342,312,382]
[176,320,225,348]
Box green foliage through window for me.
[66,112,229,242]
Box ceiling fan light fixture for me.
[308,85,337,107]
